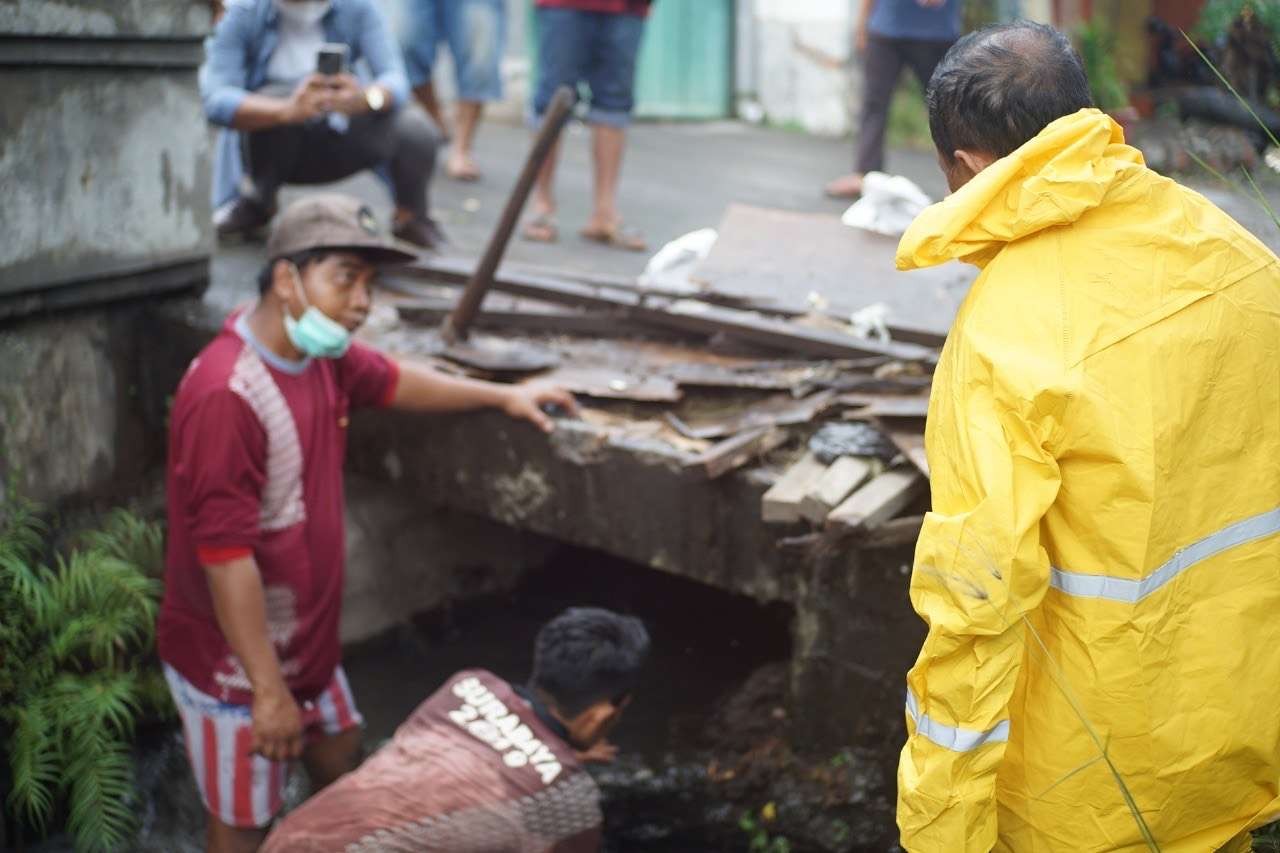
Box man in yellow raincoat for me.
[896,20,1280,852]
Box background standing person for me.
[158,194,576,853]
[521,0,651,253]
[403,0,508,182]
[203,0,445,249]
[824,0,961,199]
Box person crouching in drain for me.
[261,607,650,852]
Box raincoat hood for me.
[896,108,1144,270]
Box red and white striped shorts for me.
[163,664,364,829]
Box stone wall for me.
[0,305,168,510]
[0,0,212,317]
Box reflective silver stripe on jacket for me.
[1050,506,1280,603]
[906,688,1010,752]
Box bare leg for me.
[585,124,625,232]
[302,726,362,791]
[412,81,453,142]
[523,135,561,242]
[205,818,268,853]
[447,100,485,180]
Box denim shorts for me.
[403,0,507,101]
[532,8,646,128]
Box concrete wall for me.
[0,305,171,511]
[342,474,557,643]
[0,0,213,314]
[748,0,859,136]
[0,72,212,294]
[1,0,210,36]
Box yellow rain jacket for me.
[896,108,1280,852]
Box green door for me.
[526,0,734,120]
[633,0,733,119]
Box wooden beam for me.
[687,426,787,480]
[826,469,925,532]
[390,261,937,363]
[761,452,828,523]
[884,428,930,478]
[799,456,873,525]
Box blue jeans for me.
[532,8,646,128]
[403,0,506,101]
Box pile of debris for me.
[371,204,961,550]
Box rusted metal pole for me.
[442,85,577,344]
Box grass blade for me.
[1239,165,1280,232]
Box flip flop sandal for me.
[579,223,647,252]
[522,213,559,243]
[446,161,482,182]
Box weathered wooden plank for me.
[761,452,828,523]
[540,365,682,402]
[687,426,787,480]
[839,393,930,419]
[799,456,873,525]
[884,428,930,478]
[665,389,837,440]
[826,468,925,532]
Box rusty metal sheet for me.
[665,389,838,440]
[691,204,973,338]
[540,364,682,402]
[884,428,930,478]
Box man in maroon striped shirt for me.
[157,193,576,853]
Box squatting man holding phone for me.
[204,0,447,249]
[157,194,578,853]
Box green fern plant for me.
[78,509,166,580]
[1,493,170,852]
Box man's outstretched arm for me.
[388,358,578,433]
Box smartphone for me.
[316,43,349,76]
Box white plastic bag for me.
[841,171,932,238]
[639,228,718,293]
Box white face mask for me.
[275,0,331,26]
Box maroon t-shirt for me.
[262,670,603,852]
[157,310,398,704]
[535,0,651,16]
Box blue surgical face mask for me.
[283,264,352,359]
